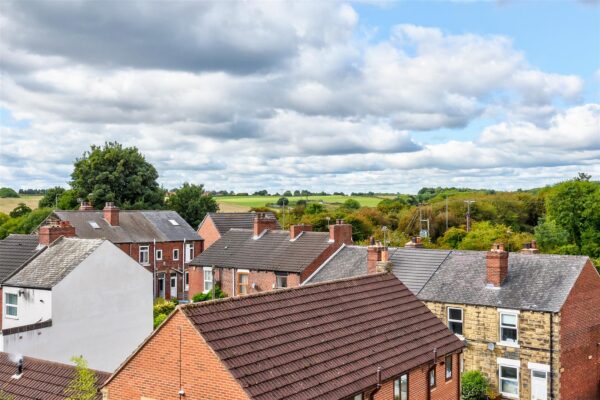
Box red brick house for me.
[39,202,203,300]
[187,213,352,299]
[197,212,280,249]
[102,273,465,400]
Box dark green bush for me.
[461,370,489,400]
[0,188,19,198]
[192,284,227,303]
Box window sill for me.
[5,315,18,320]
[497,341,520,348]
[500,392,519,399]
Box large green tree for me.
[166,183,218,228]
[38,187,66,208]
[71,142,165,209]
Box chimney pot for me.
[405,236,424,248]
[290,224,312,239]
[487,242,509,286]
[329,220,352,245]
[39,221,76,246]
[79,201,94,211]
[254,213,277,237]
[103,202,120,226]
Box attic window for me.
[168,219,180,226]
[88,221,100,229]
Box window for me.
[185,271,189,291]
[237,271,249,295]
[185,243,194,262]
[445,355,452,380]
[275,272,288,289]
[155,249,163,260]
[429,367,436,389]
[173,249,180,261]
[168,219,180,226]
[447,307,463,336]
[139,245,149,265]
[203,267,213,293]
[88,221,100,229]
[352,394,363,400]
[500,312,518,345]
[5,293,18,318]
[499,365,519,398]
[394,374,408,400]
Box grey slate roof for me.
[50,210,200,243]
[189,228,332,273]
[307,246,590,312]
[418,251,589,312]
[3,237,103,289]
[0,234,42,282]
[204,212,280,234]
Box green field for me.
[0,195,43,214]
[216,195,385,211]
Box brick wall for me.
[197,216,221,250]
[559,260,600,400]
[216,268,301,297]
[103,310,250,400]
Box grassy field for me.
[0,195,43,214]
[216,195,385,211]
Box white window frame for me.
[497,358,520,399]
[155,249,163,261]
[184,271,190,292]
[447,307,464,337]
[394,374,408,400]
[139,245,150,265]
[236,269,249,296]
[275,272,288,289]
[498,309,520,347]
[203,267,213,293]
[185,243,194,263]
[5,292,18,319]
[173,248,180,261]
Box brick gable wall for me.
[559,260,600,400]
[197,216,221,250]
[103,310,250,400]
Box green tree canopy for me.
[276,197,289,206]
[38,187,66,208]
[0,188,19,198]
[71,142,165,209]
[9,203,31,218]
[342,198,361,210]
[166,183,218,228]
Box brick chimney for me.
[405,236,423,248]
[103,202,120,226]
[253,213,277,237]
[367,242,389,274]
[39,221,76,246]
[290,224,312,240]
[520,240,540,254]
[487,243,509,287]
[79,201,94,211]
[329,219,353,245]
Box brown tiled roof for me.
[182,273,464,400]
[205,212,280,234]
[189,228,332,273]
[0,352,110,399]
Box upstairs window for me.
[394,374,408,400]
[500,312,518,345]
[155,249,163,261]
[5,293,18,318]
[447,307,463,336]
[275,272,288,289]
[185,243,194,263]
[139,245,149,265]
[173,249,180,261]
[203,267,213,293]
[429,366,436,389]
[445,355,453,381]
[237,271,249,295]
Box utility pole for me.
[445,197,448,232]
[418,203,429,238]
[464,200,475,232]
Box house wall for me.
[425,301,560,400]
[558,260,600,400]
[197,216,221,250]
[216,268,301,297]
[3,241,153,372]
[1,286,52,330]
[102,310,250,400]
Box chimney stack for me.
[405,236,423,248]
[290,224,312,240]
[103,202,120,226]
[520,240,540,254]
[79,201,94,211]
[487,243,509,287]
[367,241,390,274]
[253,213,277,237]
[39,220,76,246]
[329,219,353,245]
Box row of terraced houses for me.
[0,208,597,399]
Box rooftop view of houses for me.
[0,1,599,399]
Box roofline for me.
[301,243,347,286]
[0,350,110,377]
[197,213,211,230]
[1,242,48,286]
[418,297,561,313]
[414,248,453,296]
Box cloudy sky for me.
[1,1,599,193]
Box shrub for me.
[153,298,177,318]
[461,370,489,400]
[153,313,168,329]
[192,284,228,303]
[9,203,31,218]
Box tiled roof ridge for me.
[182,272,390,310]
[2,351,110,376]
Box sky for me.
[0,1,599,194]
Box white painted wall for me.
[2,287,52,330]
[3,241,153,372]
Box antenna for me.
[464,200,475,232]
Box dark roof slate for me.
[51,210,200,243]
[3,237,103,289]
[189,228,331,273]
[0,235,42,282]
[182,273,464,400]
[205,212,280,234]
[0,352,109,400]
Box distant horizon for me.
[1,1,598,193]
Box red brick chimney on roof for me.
[405,236,423,248]
[329,219,353,245]
[253,213,278,237]
[39,221,76,246]
[290,224,312,240]
[367,241,389,274]
[103,202,120,226]
[79,201,94,211]
[487,243,509,287]
[520,240,540,254]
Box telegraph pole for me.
[464,200,475,232]
[445,196,448,231]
